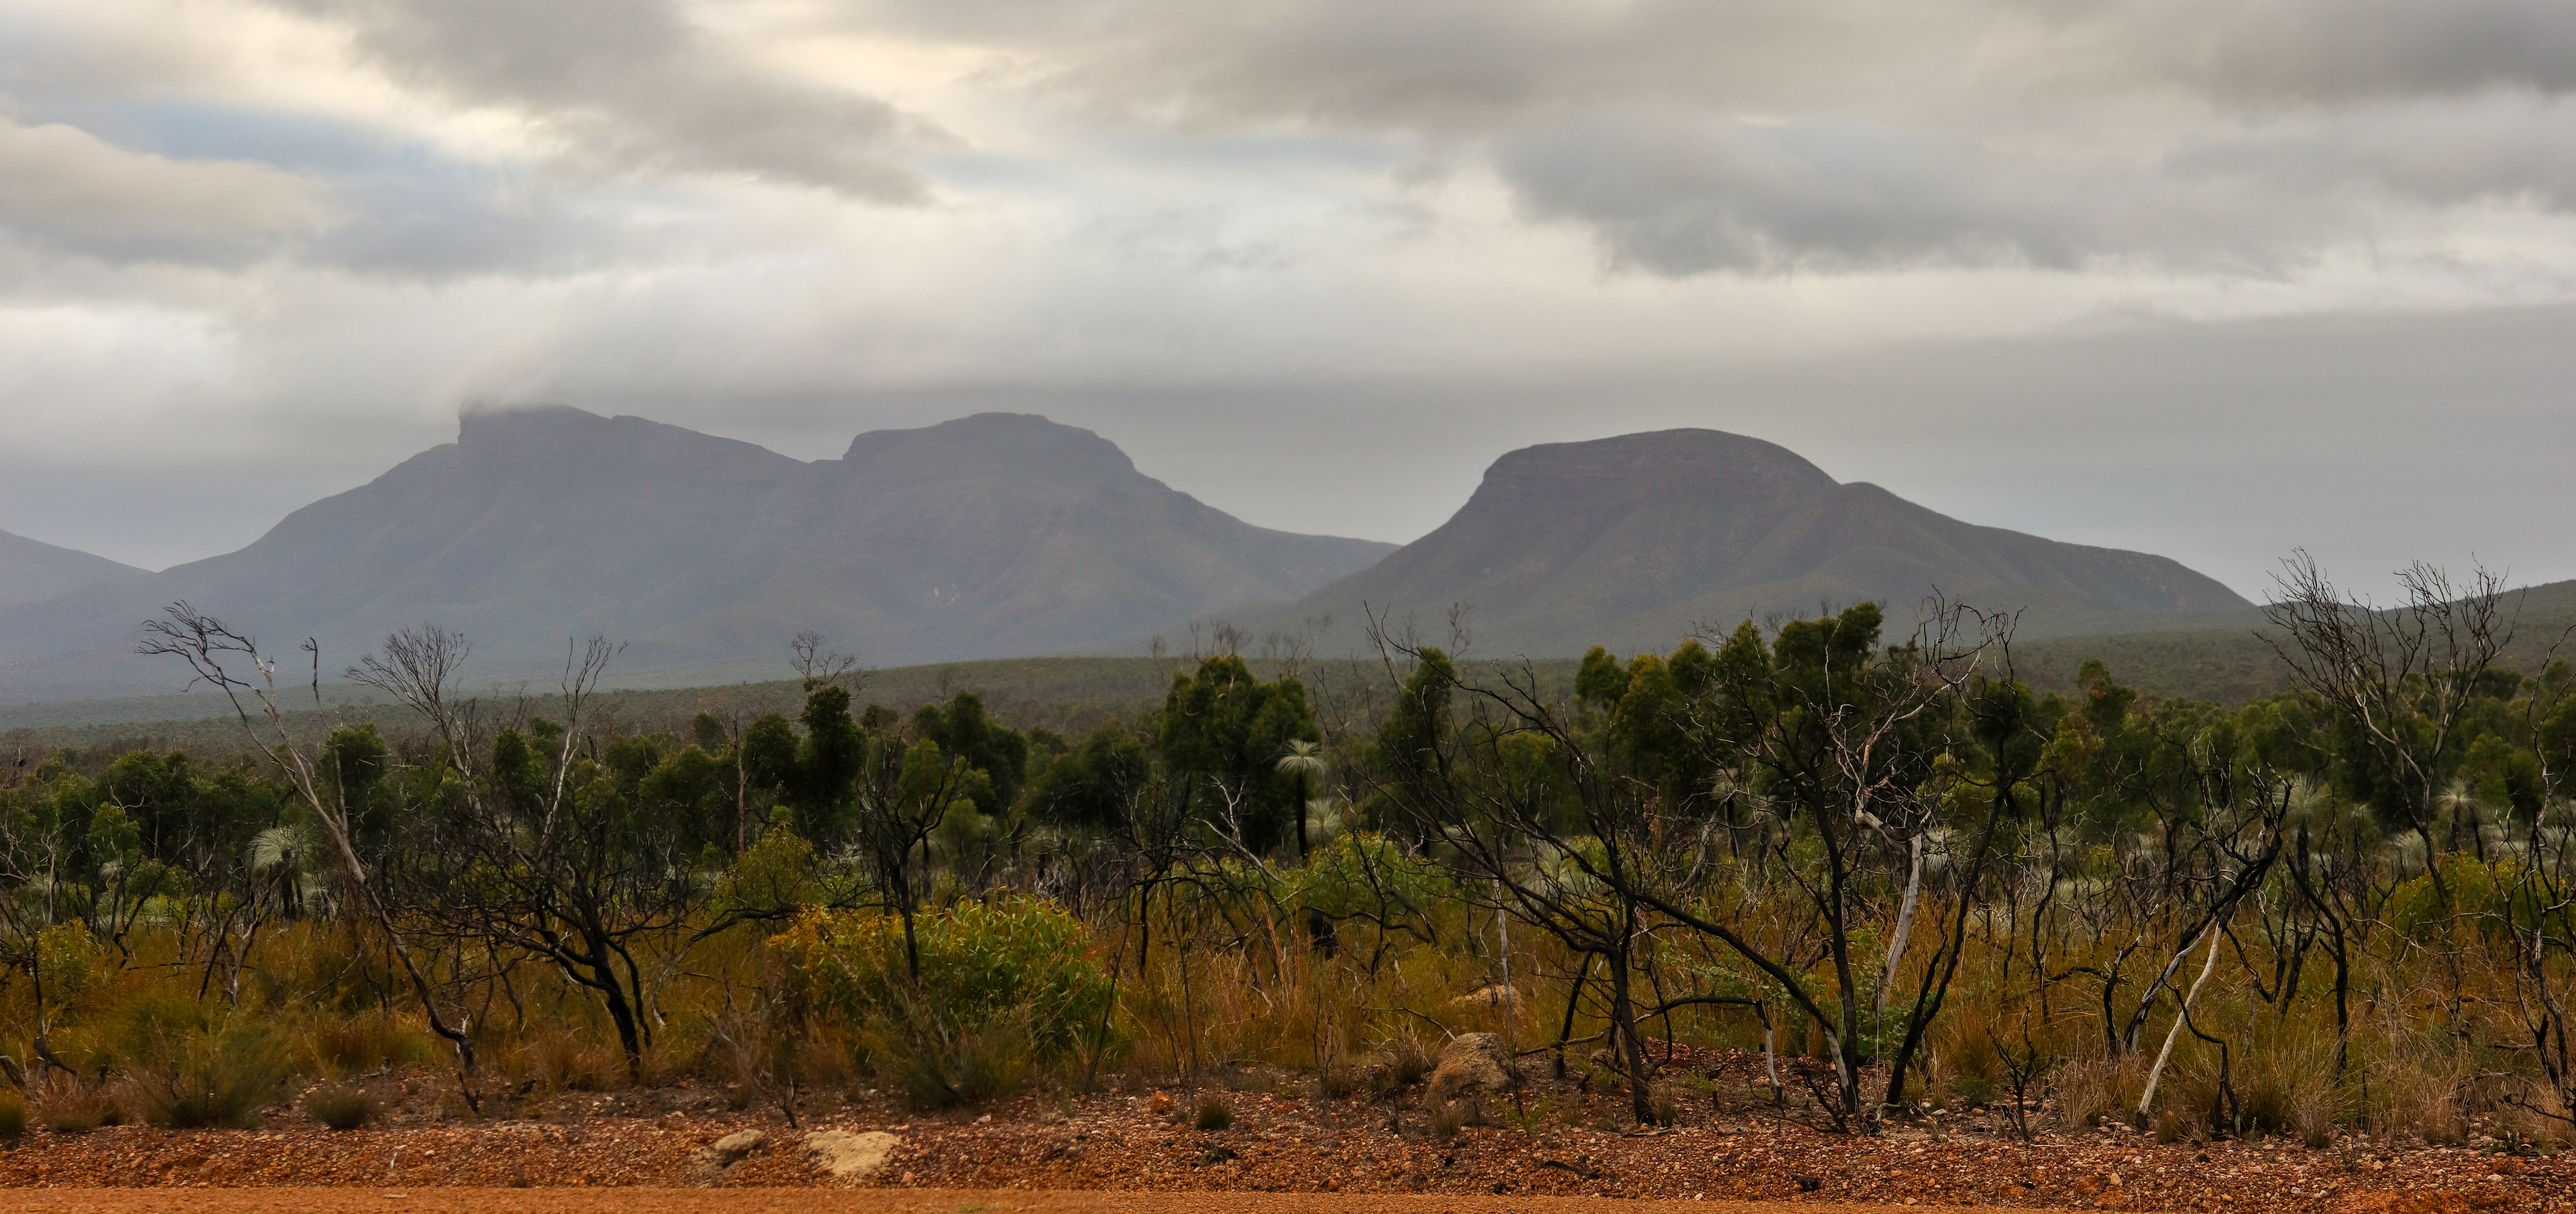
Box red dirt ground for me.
[0,1191,2027,1214]
[0,1048,2554,1214]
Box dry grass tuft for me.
[304,1082,379,1130]
[2052,1054,2147,1131]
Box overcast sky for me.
[4,0,2573,601]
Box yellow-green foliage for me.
[34,921,98,1000]
[775,896,1114,1063]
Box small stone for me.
[709,1129,765,1165]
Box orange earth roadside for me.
[0,1191,2075,1214]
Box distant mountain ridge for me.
[0,407,1396,701]
[0,411,2266,704]
[1255,428,2256,655]
[0,529,146,606]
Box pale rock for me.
[1426,1031,1517,1102]
[1447,984,1522,1013]
[689,1127,770,1185]
[805,1129,903,1183]
[710,1129,765,1165]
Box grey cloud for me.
[834,0,2576,277]
[850,0,2576,128]
[2048,0,2576,105]
[1492,113,2312,275]
[2168,95,2576,210]
[841,0,1934,132]
[0,116,328,264]
[291,0,940,201]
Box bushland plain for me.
[0,554,2569,1214]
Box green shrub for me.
[774,895,1114,1100]
[96,989,219,1067]
[305,1083,378,1131]
[131,1023,293,1129]
[1369,1037,1436,1094]
[862,1000,1037,1110]
[506,1027,619,1094]
[1939,1018,2006,1107]
[314,1017,432,1075]
[1648,1081,1680,1127]
[1194,1092,1233,1131]
[34,922,99,1000]
[2167,1027,2341,1143]
[0,1090,26,1143]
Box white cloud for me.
[0,116,329,263]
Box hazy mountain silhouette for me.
[0,529,147,606]
[0,407,1395,701]
[0,414,2265,703]
[1257,429,2255,655]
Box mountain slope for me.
[646,412,1402,663]
[0,408,1395,701]
[0,529,147,606]
[1263,429,2255,655]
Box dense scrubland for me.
[4,555,2575,1165]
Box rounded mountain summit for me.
[1252,428,2252,655]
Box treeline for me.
[3,557,2575,1148]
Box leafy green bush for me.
[34,921,99,1000]
[776,897,1112,1058]
[0,1089,26,1143]
[774,897,1113,1106]
[1194,1092,1233,1131]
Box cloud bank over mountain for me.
[3,1,2573,598]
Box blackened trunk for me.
[1609,935,1656,1126]
[1554,951,1592,1079]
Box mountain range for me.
[0,406,2257,703]
[0,408,1392,700]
